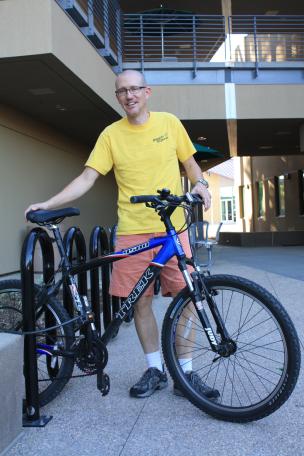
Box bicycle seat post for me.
[48,224,71,272]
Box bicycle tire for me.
[0,280,74,406]
[161,274,301,422]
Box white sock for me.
[179,358,192,373]
[145,351,163,372]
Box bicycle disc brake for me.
[75,338,108,374]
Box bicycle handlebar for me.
[130,190,203,206]
[130,195,161,204]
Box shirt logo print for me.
[153,133,168,143]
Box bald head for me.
[115,70,146,89]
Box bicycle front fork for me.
[185,269,235,357]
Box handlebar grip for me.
[130,195,158,204]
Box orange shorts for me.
[109,231,192,298]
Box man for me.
[26,70,218,399]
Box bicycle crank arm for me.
[97,369,110,396]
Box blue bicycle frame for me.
[69,228,192,344]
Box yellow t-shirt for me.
[85,111,196,234]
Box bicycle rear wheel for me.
[162,274,301,422]
[0,280,74,406]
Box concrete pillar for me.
[221,0,232,34]
[300,123,304,152]
[0,334,24,454]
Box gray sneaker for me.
[174,371,220,400]
[130,367,168,398]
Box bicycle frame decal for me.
[117,266,156,320]
[70,231,186,275]
[122,242,149,254]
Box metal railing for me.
[55,4,304,75]
[122,14,304,70]
[57,0,122,68]
[229,15,304,64]
[122,14,226,66]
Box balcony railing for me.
[229,15,304,64]
[122,14,226,66]
[55,3,304,77]
[123,14,304,69]
[56,0,122,67]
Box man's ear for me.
[145,86,152,99]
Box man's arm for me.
[182,156,211,211]
[25,167,100,217]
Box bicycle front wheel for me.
[0,280,74,406]
[162,274,301,422]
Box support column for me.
[300,123,304,153]
[221,0,232,35]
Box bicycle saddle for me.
[26,207,80,224]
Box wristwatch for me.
[196,177,209,189]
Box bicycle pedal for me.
[97,371,110,396]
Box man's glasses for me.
[115,86,146,98]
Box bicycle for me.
[0,188,301,422]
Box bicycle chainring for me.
[75,338,108,374]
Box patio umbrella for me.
[124,8,197,59]
[192,142,223,160]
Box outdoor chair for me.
[189,221,222,270]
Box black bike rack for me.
[109,224,121,318]
[63,227,87,318]
[21,227,54,427]
[89,226,111,332]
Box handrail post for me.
[63,227,87,317]
[140,14,144,72]
[227,15,232,62]
[89,226,111,334]
[109,224,121,317]
[21,227,53,427]
[116,7,123,72]
[192,15,197,78]
[253,15,259,77]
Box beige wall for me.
[0,106,117,274]
[204,174,221,225]
[148,85,226,120]
[236,85,304,119]
[203,173,239,232]
[0,0,122,116]
[236,155,304,233]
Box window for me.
[298,170,304,215]
[275,175,285,217]
[239,185,245,218]
[221,197,236,222]
[257,181,265,217]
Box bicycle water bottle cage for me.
[27,207,80,225]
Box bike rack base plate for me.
[22,414,53,428]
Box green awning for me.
[193,142,223,160]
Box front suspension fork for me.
[189,271,232,354]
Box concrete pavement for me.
[5,246,304,456]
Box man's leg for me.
[160,231,220,399]
[129,294,168,398]
[134,295,159,354]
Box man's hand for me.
[181,156,212,211]
[25,202,49,220]
[191,182,211,211]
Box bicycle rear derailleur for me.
[75,337,110,396]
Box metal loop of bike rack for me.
[108,224,121,318]
[20,223,113,425]
[21,227,54,427]
[63,227,87,318]
[89,226,111,333]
